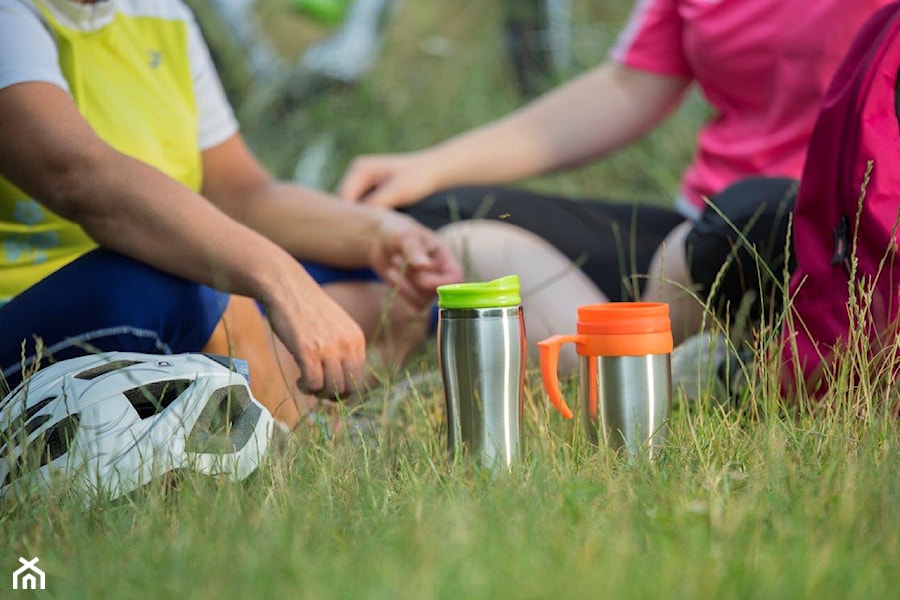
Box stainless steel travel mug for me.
[577,353,670,456]
[538,303,673,460]
[436,275,526,471]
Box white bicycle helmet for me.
[0,352,274,502]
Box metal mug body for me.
[578,353,671,459]
[438,306,526,471]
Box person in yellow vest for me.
[0,0,464,430]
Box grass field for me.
[2,2,899,598]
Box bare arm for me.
[339,62,691,207]
[433,62,690,182]
[201,136,464,307]
[0,83,294,296]
[0,81,365,394]
[202,136,405,266]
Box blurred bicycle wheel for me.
[504,0,622,98]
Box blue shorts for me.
[0,249,380,390]
[0,249,228,387]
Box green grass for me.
[2,2,899,598]
[2,374,898,599]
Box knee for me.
[684,208,794,324]
[645,222,694,300]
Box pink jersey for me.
[611,0,890,216]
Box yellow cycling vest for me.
[0,1,202,302]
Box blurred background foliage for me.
[186,0,706,204]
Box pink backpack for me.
[783,2,900,394]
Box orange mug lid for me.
[576,302,671,335]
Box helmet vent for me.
[75,360,145,380]
[0,396,57,459]
[185,385,257,453]
[42,413,81,463]
[123,379,193,419]
[2,413,80,487]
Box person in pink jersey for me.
[338,0,890,369]
[612,0,875,219]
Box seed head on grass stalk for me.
[785,160,900,426]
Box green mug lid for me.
[437,275,521,309]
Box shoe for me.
[671,331,749,404]
[332,369,444,447]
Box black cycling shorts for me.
[402,185,684,302]
[403,178,797,324]
[685,176,798,323]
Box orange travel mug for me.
[538,303,673,459]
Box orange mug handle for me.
[538,334,581,419]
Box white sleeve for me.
[0,0,70,93]
[185,10,240,150]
